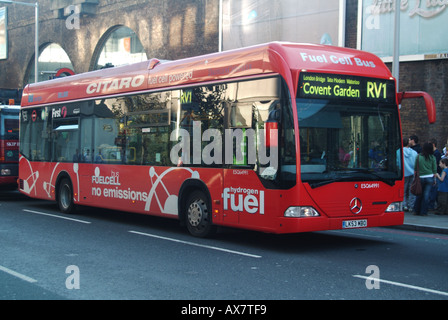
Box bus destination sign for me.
[298,73,396,104]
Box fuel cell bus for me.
[0,105,20,188]
[19,42,436,237]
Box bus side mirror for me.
[265,110,280,148]
[397,91,436,124]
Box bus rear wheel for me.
[185,191,216,238]
[58,178,76,214]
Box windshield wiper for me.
[341,168,396,186]
[308,176,353,189]
[307,168,396,188]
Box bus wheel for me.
[58,178,75,214]
[185,191,216,238]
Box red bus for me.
[0,105,20,188]
[19,42,436,237]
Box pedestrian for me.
[435,158,448,215]
[402,138,418,211]
[443,148,448,160]
[409,135,422,154]
[413,142,437,216]
[428,138,442,210]
[443,139,448,159]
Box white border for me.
[339,0,347,47]
[0,7,8,60]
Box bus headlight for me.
[284,206,320,217]
[1,169,11,176]
[386,202,403,212]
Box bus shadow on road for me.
[77,205,391,254]
[18,198,394,255]
[0,188,30,201]
[211,228,394,255]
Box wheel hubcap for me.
[61,185,71,209]
[188,200,204,227]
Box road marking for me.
[0,265,37,283]
[368,227,448,240]
[129,230,262,259]
[353,275,448,297]
[23,209,91,224]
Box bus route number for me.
[367,81,387,99]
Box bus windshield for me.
[298,98,402,187]
[0,110,20,140]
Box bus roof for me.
[21,42,393,108]
[0,105,21,111]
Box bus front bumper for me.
[276,212,404,234]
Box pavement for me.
[394,210,448,235]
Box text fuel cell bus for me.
[19,42,436,237]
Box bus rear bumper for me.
[0,176,18,186]
[276,212,404,234]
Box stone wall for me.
[0,0,219,88]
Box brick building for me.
[0,0,219,86]
[0,0,447,148]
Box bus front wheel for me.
[58,178,76,214]
[185,190,216,238]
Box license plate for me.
[343,219,367,229]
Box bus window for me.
[53,118,79,162]
[224,78,296,186]
[176,85,225,167]
[80,117,93,163]
[228,103,253,166]
[93,98,124,164]
[230,103,252,128]
[20,108,51,161]
[127,92,171,166]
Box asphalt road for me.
[1,189,447,303]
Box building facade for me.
[0,0,447,147]
[0,0,219,86]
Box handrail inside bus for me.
[397,91,436,124]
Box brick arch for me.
[22,42,45,86]
[89,25,147,71]
[23,42,74,85]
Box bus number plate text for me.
[343,219,367,229]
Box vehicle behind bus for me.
[0,105,20,188]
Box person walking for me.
[413,142,437,216]
[409,135,422,154]
[429,138,442,210]
[402,138,418,211]
[435,158,448,215]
